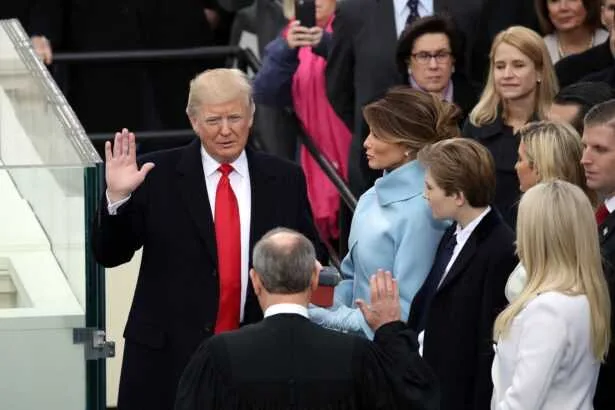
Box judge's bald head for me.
[251,228,317,295]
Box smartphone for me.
[295,0,316,28]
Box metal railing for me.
[54,46,356,213]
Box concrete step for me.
[0,291,16,309]
[0,271,16,294]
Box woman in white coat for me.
[491,180,611,410]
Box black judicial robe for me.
[174,314,439,410]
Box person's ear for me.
[311,260,321,292]
[187,112,199,134]
[250,269,263,296]
[311,268,319,293]
[248,99,255,128]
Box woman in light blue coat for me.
[309,87,459,338]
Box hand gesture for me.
[105,129,155,203]
[356,270,401,331]
[287,20,319,48]
[31,36,53,65]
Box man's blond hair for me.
[185,68,254,117]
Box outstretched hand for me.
[105,129,155,203]
[356,270,401,332]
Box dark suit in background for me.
[463,114,534,228]
[469,0,539,86]
[556,40,614,88]
[408,209,518,410]
[582,64,615,86]
[92,140,324,410]
[326,0,485,197]
[175,315,439,410]
[29,0,224,135]
[0,1,31,25]
[217,0,299,160]
[595,211,615,409]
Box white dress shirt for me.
[107,147,252,321]
[491,292,599,410]
[604,195,615,213]
[264,303,309,319]
[201,147,252,322]
[419,207,491,354]
[393,0,434,37]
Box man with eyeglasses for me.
[91,68,326,410]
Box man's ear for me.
[311,261,321,293]
[250,269,262,296]
[248,100,255,128]
[187,112,199,134]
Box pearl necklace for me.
[557,32,594,59]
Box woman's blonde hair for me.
[469,26,558,127]
[363,87,461,153]
[282,0,295,19]
[493,180,611,361]
[519,120,597,205]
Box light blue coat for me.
[309,160,448,338]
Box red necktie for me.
[214,164,241,334]
[596,203,609,226]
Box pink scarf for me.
[291,16,352,241]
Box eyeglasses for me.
[201,114,245,127]
[410,51,453,65]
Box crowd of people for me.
[3,0,615,409]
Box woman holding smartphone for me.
[252,0,349,247]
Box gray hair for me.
[185,68,254,118]
[252,228,316,294]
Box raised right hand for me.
[356,270,401,332]
[105,129,155,203]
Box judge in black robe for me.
[174,228,439,410]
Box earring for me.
[404,151,410,157]
[537,78,542,84]
[452,66,455,73]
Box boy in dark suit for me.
[409,138,518,410]
[175,228,439,410]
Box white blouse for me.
[491,292,599,409]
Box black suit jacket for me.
[325,0,484,197]
[582,65,615,87]
[92,140,324,410]
[175,313,440,410]
[595,211,615,409]
[462,115,534,228]
[408,209,518,410]
[555,40,614,88]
